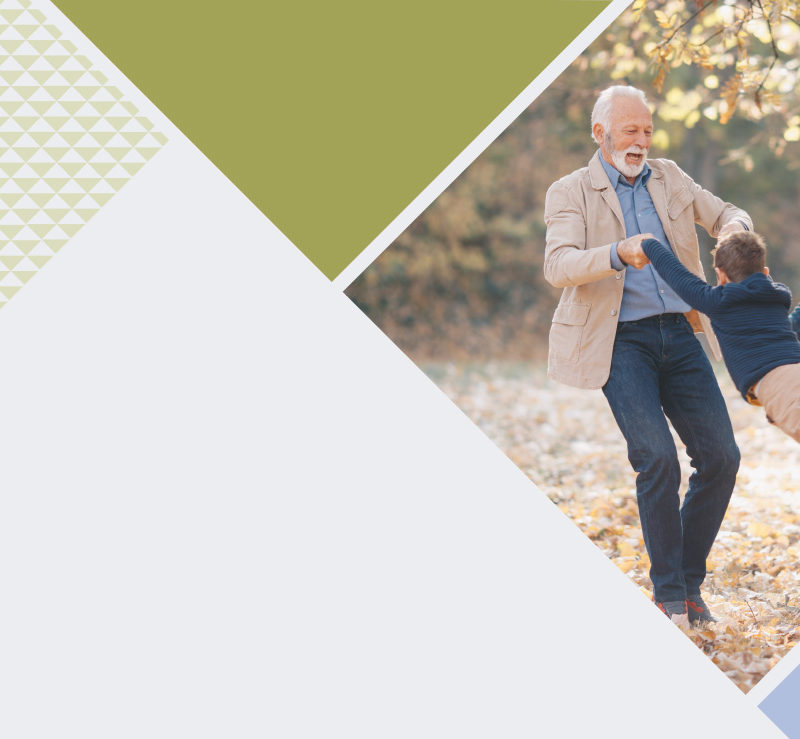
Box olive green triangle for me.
[44,177,70,190]
[104,177,127,191]
[119,161,144,176]
[30,9,47,22]
[44,54,69,68]
[29,131,55,145]
[0,10,25,22]
[47,0,608,278]
[0,131,25,145]
[13,178,38,191]
[0,162,24,176]
[1,100,24,115]
[120,101,137,115]
[60,70,84,84]
[0,192,25,207]
[58,223,82,237]
[119,130,145,146]
[75,207,96,221]
[106,86,122,100]
[29,100,54,115]
[58,101,83,116]
[0,286,23,300]
[89,191,113,206]
[75,85,100,99]
[44,146,69,160]
[75,55,91,69]
[0,225,23,238]
[14,146,39,161]
[28,193,52,207]
[29,162,55,177]
[30,39,54,54]
[16,53,38,67]
[30,221,56,236]
[75,177,100,189]
[75,146,101,160]
[29,70,54,85]
[88,161,113,176]
[105,146,129,161]
[44,239,67,252]
[59,131,83,145]
[0,255,25,269]
[59,192,83,207]
[43,208,69,221]
[0,69,25,84]
[16,85,39,100]
[90,100,114,115]
[44,115,70,129]
[15,208,38,222]
[75,115,101,129]
[12,270,37,284]
[136,116,154,131]
[44,85,69,99]
[90,131,114,145]
[14,116,38,129]
[136,146,159,160]
[105,116,128,131]
[12,240,38,254]
[29,254,52,268]
[58,162,83,176]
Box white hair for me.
[591,85,649,144]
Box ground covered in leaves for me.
[426,362,800,693]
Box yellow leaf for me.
[655,9,672,28]
[747,521,774,538]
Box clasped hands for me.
[616,222,746,270]
[616,233,653,269]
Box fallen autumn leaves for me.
[427,361,800,693]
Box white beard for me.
[605,133,648,178]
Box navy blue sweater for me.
[641,238,800,399]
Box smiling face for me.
[593,96,653,184]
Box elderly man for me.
[543,85,750,626]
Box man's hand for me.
[717,221,747,241]
[616,233,653,270]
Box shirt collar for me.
[597,149,651,187]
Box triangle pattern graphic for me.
[0,0,166,309]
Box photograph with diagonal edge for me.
[346,0,800,695]
[0,0,166,309]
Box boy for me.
[640,232,800,442]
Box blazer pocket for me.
[549,303,590,364]
[667,188,693,219]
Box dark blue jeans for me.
[602,313,740,603]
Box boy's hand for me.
[616,233,653,270]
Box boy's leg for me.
[757,363,800,443]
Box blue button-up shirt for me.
[600,154,691,321]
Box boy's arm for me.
[640,238,723,315]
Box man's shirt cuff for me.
[610,242,624,271]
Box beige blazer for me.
[543,152,752,389]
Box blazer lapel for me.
[646,169,670,241]
[588,152,626,235]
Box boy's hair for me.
[712,231,767,282]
